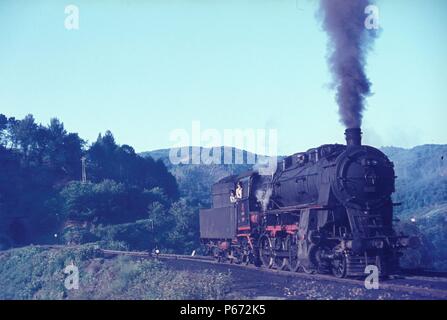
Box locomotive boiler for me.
[199,128,413,278]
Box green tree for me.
[167,198,200,253]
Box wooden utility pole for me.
[81,157,87,183]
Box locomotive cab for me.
[199,172,261,262]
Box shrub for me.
[0,245,233,300]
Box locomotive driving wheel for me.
[273,237,288,270]
[302,265,316,274]
[285,235,300,272]
[301,244,318,274]
[241,241,251,265]
[259,235,274,268]
[332,253,347,278]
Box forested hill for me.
[142,144,447,216]
[381,145,447,215]
[0,113,188,252]
[140,147,257,203]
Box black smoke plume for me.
[319,0,377,128]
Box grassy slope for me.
[0,245,233,300]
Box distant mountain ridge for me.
[141,146,261,204]
[381,144,447,216]
[141,144,447,212]
[140,146,263,168]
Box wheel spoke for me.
[274,238,288,270]
[332,254,347,278]
[259,236,274,268]
[286,235,300,272]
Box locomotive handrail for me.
[265,203,327,214]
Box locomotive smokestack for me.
[345,128,362,147]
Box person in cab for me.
[235,182,243,200]
[229,190,237,204]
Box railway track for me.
[2,245,445,299]
[100,249,447,299]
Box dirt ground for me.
[163,258,447,300]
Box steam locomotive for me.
[199,128,414,278]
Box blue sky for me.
[1,0,446,155]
